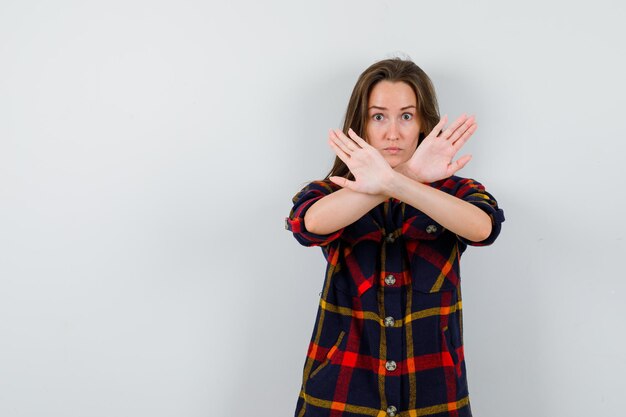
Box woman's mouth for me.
[384,147,401,154]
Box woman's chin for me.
[386,156,406,169]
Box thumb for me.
[448,154,472,176]
[329,175,356,190]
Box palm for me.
[401,114,477,183]
[326,128,393,195]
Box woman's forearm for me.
[383,171,492,242]
[304,187,388,235]
[305,170,491,242]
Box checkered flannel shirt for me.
[285,175,505,417]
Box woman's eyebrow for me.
[368,105,417,111]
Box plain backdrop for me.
[1,1,625,416]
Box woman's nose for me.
[387,120,399,140]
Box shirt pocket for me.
[402,210,446,241]
[406,235,460,294]
[341,214,384,246]
[308,330,346,380]
[408,254,458,293]
[411,272,457,294]
[330,242,379,298]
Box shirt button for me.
[384,274,396,285]
[384,316,395,327]
[385,234,395,243]
[426,224,438,234]
[387,405,397,416]
[385,360,397,371]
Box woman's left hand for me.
[396,114,477,184]
[327,128,394,195]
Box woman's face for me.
[365,80,422,168]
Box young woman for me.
[285,58,505,417]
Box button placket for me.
[384,274,396,286]
[385,360,397,371]
[381,210,401,413]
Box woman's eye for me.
[402,113,413,120]
[373,114,383,121]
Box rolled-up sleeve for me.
[450,176,505,246]
[285,180,345,247]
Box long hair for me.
[324,57,440,181]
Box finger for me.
[440,113,469,140]
[451,122,477,150]
[448,116,475,145]
[456,154,472,169]
[329,175,356,190]
[328,136,351,165]
[347,128,370,148]
[329,129,354,157]
[333,128,360,151]
[431,114,448,138]
[446,154,472,176]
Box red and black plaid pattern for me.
[285,176,505,417]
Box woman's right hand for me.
[327,127,394,195]
[395,114,477,183]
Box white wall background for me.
[1,0,624,416]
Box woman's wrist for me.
[393,162,424,184]
[382,170,407,198]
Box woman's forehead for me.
[368,81,417,109]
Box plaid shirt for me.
[285,175,505,417]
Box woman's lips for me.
[384,147,401,154]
